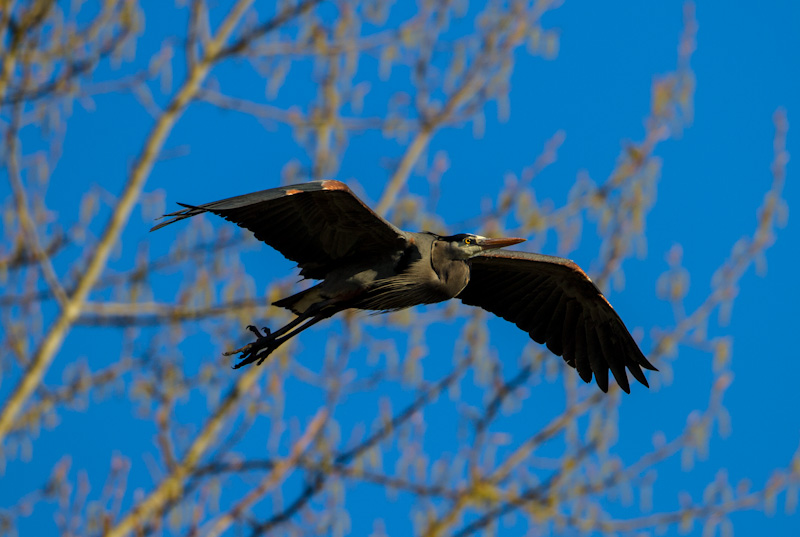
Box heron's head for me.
[438,233,526,260]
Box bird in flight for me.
[152,180,656,393]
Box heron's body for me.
[282,231,474,315]
[152,180,657,393]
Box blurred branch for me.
[0,1,56,102]
[376,128,432,216]
[215,0,324,59]
[245,15,425,58]
[106,364,264,537]
[198,409,327,537]
[2,15,133,105]
[423,392,602,536]
[375,1,561,217]
[652,108,789,363]
[0,1,136,105]
[198,87,392,131]
[5,104,67,305]
[0,232,67,273]
[191,457,461,500]
[0,0,283,446]
[0,234,247,307]
[249,359,471,535]
[78,297,273,326]
[452,442,598,537]
[8,358,140,436]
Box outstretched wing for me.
[458,250,656,393]
[151,180,408,279]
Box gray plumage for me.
[152,180,657,393]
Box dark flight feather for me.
[458,250,656,393]
[152,180,408,279]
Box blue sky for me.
[2,1,799,535]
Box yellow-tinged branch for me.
[0,0,256,444]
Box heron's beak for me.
[477,237,526,250]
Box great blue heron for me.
[152,180,656,393]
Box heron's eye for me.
[464,237,473,244]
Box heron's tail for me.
[273,286,322,315]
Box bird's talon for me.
[244,324,272,340]
[225,322,280,368]
[246,325,264,338]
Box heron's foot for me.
[224,325,278,369]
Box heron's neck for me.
[430,243,471,297]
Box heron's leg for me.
[228,311,333,369]
[224,314,308,357]
[226,295,341,356]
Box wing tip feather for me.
[150,203,208,232]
